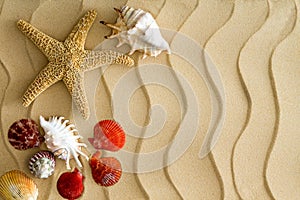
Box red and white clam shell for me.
[8,119,44,150]
[89,151,122,187]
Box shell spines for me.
[40,116,88,169]
[101,6,170,58]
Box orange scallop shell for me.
[89,151,122,187]
[88,120,125,151]
[0,170,38,200]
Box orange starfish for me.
[18,10,134,119]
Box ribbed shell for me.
[0,170,38,200]
[89,151,122,187]
[101,5,171,58]
[28,151,55,178]
[88,119,125,151]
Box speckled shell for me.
[39,116,89,169]
[0,170,38,200]
[89,151,122,187]
[8,119,44,150]
[28,151,55,178]
[101,6,171,58]
[88,119,125,151]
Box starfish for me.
[17,10,134,119]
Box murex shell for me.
[8,119,44,150]
[39,116,89,170]
[89,151,122,187]
[29,151,56,178]
[0,170,38,200]
[101,5,171,58]
[88,119,126,151]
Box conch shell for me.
[40,116,89,170]
[100,6,171,59]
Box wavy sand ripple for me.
[205,0,269,199]
[130,1,199,199]
[234,0,296,199]
[168,0,234,199]
[266,0,300,199]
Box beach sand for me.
[0,0,299,199]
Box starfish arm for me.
[65,10,97,48]
[63,71,90,119]
[23,63,64,107]
[81,50,134,71]
[17,20,64,59]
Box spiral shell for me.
[8,119,44,150]
[88,119,126,151]
[89,151,122,187]
[39,116,89,169]
[28,151,55,178]
[100,6,171,59]
[0,170,38,200]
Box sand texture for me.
[0,0,299,199]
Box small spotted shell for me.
[0,170,38,200]
[89,151,122,187]
[8,119,44,150]
[100,5,171,59]
[88,119,126,151]
[28,151,56,178]
[39,116,89,170]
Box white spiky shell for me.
[101,6,171,59]
[39,116,89,170]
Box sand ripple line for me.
[233,0,296,199]
[265,0,299,198]
[0,0,5,16]
[166,0,236,199]
[204,0,269,199]
[124,2,166,200]
[126,0,199,199]
[0,59,20,171]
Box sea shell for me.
[8,119,44,150]
[100,6,171,59]
[89,151,122,187]
[88,120,125,151]
[57,168,84,200]
[39,116,89,170]
[0,170,38,200]
[28,151,56,178]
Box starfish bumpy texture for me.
[18,10,134,119]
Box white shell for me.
[39,116,89,169]
[101,6,171,58]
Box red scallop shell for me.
[88,120,125,151]
[57,168,84,200]
[89,151,122,187]
[8,119,44,150]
